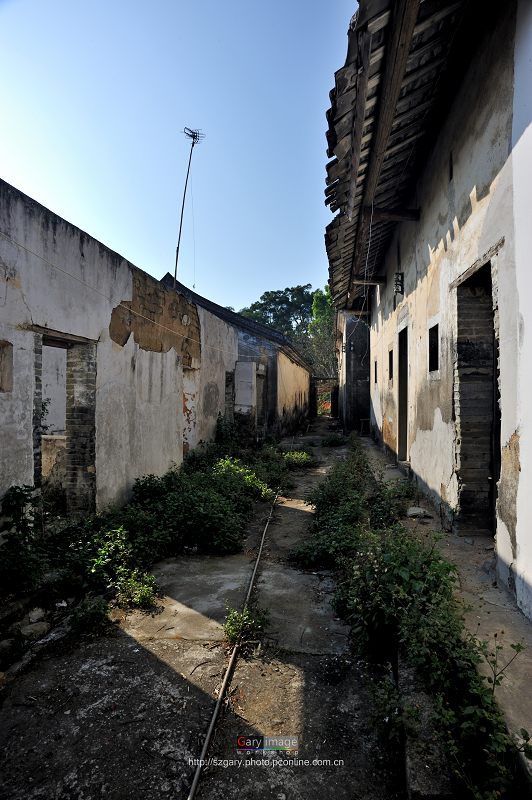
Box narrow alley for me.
[0,417,404,800]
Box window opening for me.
[0,341,13,392]
[388,349,394,382]
[428,324,439,372]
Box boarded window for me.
[428,324,439,372]
[0,341,13,392]
[388,349,393,382]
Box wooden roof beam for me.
[368,205,420,222]
[347,0,422,307]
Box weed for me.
[292,432,530,797]
[321,434,346,447]
[369,672,419,740]
[117,569,158,608]
[70,597,110,635]
[0,485,46,597]
[223,605,270,646]
[282,450,318,470]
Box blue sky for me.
[0,0,355,310]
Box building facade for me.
[325,0,532,619]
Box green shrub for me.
[321,434,346,447]
[0,485,47,597]
[295,432,531,797]
[70,597,110,635]
[117,568,158,607]
[283,450,318,470]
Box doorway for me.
[398,327,408,462]
[455,262,500,535]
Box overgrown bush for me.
[282,450,318,470]
[321,434,346,447]
[70,597,111,635]
[293,432,531,798]
[0,485,47,596]
[1,414,288,603]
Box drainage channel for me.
[186,492,279,800]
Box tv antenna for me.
[174,128,205,289]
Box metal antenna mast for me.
[174,128,205,289]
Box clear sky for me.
[0,0,356,311]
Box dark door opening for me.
[398,327,408,462]
[455,262,499,535]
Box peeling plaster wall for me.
[512,0,532,618]
[42,346,66,434]
[370,4,517,525]
[0,180,193,509]
[95,331,183,508]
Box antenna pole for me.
[174,128,205,290]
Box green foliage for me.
[70,597,110,635]
[117,568,158,607]
[293,432,529,797]
[223,605,270,646]
[368,472,418,527]
[239,284,337,377]
[321,434,346,447]
[369,672,420,740]
[282,449,318,470]
[239,285,314,336]
[0,485,47,596]
[41,398,51,434]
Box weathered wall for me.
[277,350,310,435]
[510,0,532,618]
[0,181,196,509]
[42,345,66,434]
[370,1,516,511]
[193,306,238,445]
[367,2,532,618]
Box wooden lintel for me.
[350,276,386,286]
[347,0,422,306]
[368,205,420,222]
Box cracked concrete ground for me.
[0,419,405,800]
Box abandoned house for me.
[0,178,311,513]
[325,0,532,620]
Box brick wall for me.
[32,334,43,488]
[66,343,96,511]
[455,282,496,534]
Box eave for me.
[324,0,470,310]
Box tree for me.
[239,284,337,378]
[293,285,337,378]
[239,285,314,336]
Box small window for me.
[429,324,439,372]
[374,360,377,384]
[0,341,13,392]
[388,349,394,382]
